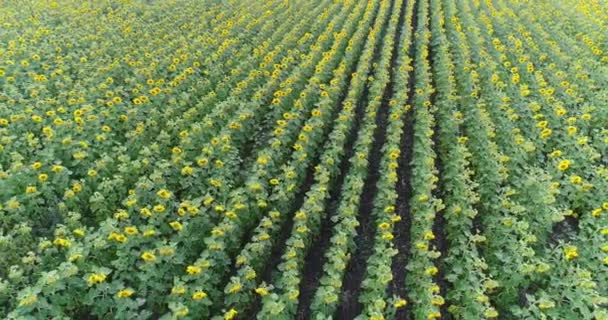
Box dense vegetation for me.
[0,0,607,319]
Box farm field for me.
[0,0,607,319]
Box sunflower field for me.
[0,0,607,319]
